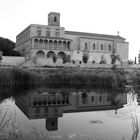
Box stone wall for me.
[1,56,25,66]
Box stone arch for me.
[44,40,48,48]
[36,50,45,58]
[63,41,66,50]
[67,42,70,50]
[44,40,48,45]
[57,51,66,59]
[39,39,43,43]
[58,41,62,49]
[34,39,38,43]
[54,40,57,49]
[47,51,56,58]
[34,39,38,47]
[39,39,43,47]
[49,40,53,48]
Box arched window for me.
[63,41,66,50]
[36,50,45,58]
[54,40,57,49]
[39,39,43,44]
[93,43,96,50]
[57,51,66,59]
[47,51,56,58]
[44,40,48,45]
[99,95,102,102]
[91,96,94,102]
[108,44,111,51]
[58,41,62,50]
[54,17,57,22]
[67,42,70,50]
[85,43,88,50]
[101,44,103,50]
[34,39,38,48]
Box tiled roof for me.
[65,31,125,40]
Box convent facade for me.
[16,12,129,66]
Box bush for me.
[82,54,88,64]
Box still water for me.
[0,86,139,140]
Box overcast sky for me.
[0,0,139,60]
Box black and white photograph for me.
[0,0,140,139]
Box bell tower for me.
[48,12,60,26]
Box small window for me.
[37,27,41,36]
[101,44,103,50]
[37,30,41,36]
[93,43,96,50]
[55,32,59,37]
[46,31,50,37]
[54,17,57,22]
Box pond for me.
[0,86,139,140]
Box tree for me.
[82,53,88,64]
[66,55,71,63]
[135,56,137,64]
[62,55,67,64]
[100,54,107,64]
[110,48,121,69]
[52,55,57,64]
[138,51,140,64]
[0,51,3,63]
[127,59,134,65]
[0,37,21,56]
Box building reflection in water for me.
[15,89,127,131]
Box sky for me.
[0,0,139,60]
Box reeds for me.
[0,108,11,133]
[130,113,139,140]
[42,68,127,89]
[0,67,127,91]
[0,67,42,91]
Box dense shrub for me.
[0,68,42,90]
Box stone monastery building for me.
[16,12,129,66]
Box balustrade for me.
[34,38,71,51]
[32,96,69,106]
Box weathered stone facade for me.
[16,12,129,66]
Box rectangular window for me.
[55,29,59,37]
[37,27,41,36]
[55,32,59,37]
[46,31,50,37]
[46,28,50,37]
